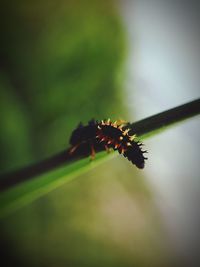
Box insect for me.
[68,119,147,169]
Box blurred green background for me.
[0,0,126,173]
[0,1,174,267]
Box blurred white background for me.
[120,0,200,266]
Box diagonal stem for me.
[0,98,199,191]
[129,98,200,137]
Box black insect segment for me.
[69,119,147,169]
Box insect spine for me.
[69,119,147,169]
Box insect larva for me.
[68,119,147,168]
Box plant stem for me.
[0,98,199,191]
[129,98,200,137]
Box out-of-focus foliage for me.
[0,1,173,267]
[0,0,126,173]
[0,151,112,218]
[1,158,171,267]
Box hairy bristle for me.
[69,119,147,169]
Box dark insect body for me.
[69,119,147,169]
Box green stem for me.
[129,98,200,138]
[0,98,199,191]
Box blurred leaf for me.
[0,98,199,218]
[0,74,33,172]
[0,151,115,218]
[0,0,126,169]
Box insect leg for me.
[90,144,96,160]
[68,144,80,155]
[104,144,112,153]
